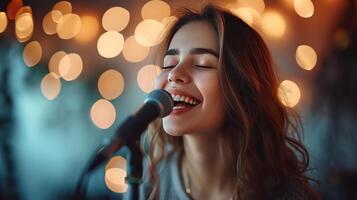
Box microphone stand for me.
[73,136,144,200]
[73,114,152,200]
[126,140,143,200]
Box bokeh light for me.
[51,10,63,23]
[141,0,171,21]
[237,0,265,14]
[57,13,82,39]
[43,11,60,35]
[0,12,8,33]
[161,16,177,30]
[90,99,116,129]
[53,1,72,15]
[296,45,317,70]
[135,19,164,47]
[41,72,61,100]
[293,0,314,18]
[97,31,124,58]
[75,15,100,43]
[334,29,350,49]
[106,156,127,171]
[105,168,128,193]
[261,10,286,38]
[23,41,42,67]
[6,0,23,20]
[233,8,254,26]
[102,7,130,32]
[98,69,125,100]
[58,53,83,81]
[15,12,34,43]
[123,36,150,63]
[233,7,262,28]
[15,6,32,19]
[137,64,161,93]
[278,80,301,108]
[49,51,67,77]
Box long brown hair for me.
[145,4,317,200]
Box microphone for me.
[88,89,173,172]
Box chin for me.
[163,126,185,136]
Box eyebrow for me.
[164,48,219,58]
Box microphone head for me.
[145,89,174,117]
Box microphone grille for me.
[146,89,173,117]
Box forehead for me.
[168,21,219,52]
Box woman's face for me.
[155,21,225,136]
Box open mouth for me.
[171,93,202,109]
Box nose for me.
[168,64,191,84]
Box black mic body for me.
[88,89,173,172]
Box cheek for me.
[196,72,221,101]
[196,73,225,125]
[154,72,168,89]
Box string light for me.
[49,51,67,77]
[0,12,8,33]
[98,69,125,100]
[137,64,161,93]
[296,45,317,70]
[23,41,42,67]
[236,0,265,14]
[41,72,62,100]
[43,11,60,35]
[14,6,32,19]
[105,168,128,193]
[97,31,124,58]
[334,29,350,49]
[56,13,82,40]
[102,7,130,32]
[15,12,34,42]
[105,156,127,193]
[141,0,171,21]
[261,10,286,38]
[75,15,100,43]
[233,8,254,26]
[52,1,72,16]
[293,0,314,18]
[90,99,116,129]
[58,53,83,81]
[106,156,127,171]
[135,19,164,47]
[122,36,150,63]
[278,80,301,108]
[161,16,177,30]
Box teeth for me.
[173,105,185,110]
[171,94,200,106]
[180,96,185,101]
[173,95,181,101]
[184,97,190,103]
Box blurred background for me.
[0,0,356,199]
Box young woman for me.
[138,4,318,200]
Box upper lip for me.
[166,88,202,102]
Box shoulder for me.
[139,150,186,200]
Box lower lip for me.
[170,105,197,115]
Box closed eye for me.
[162,65,175,69]
[162,65,214,69]
[194,65,214,69]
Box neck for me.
[181,131,236,199]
